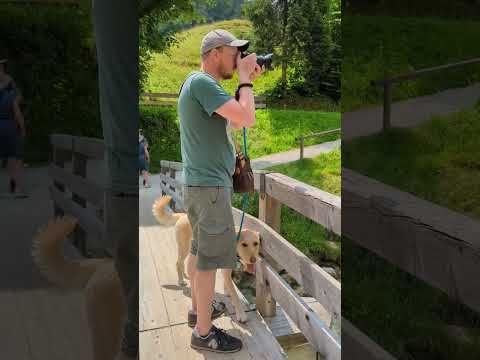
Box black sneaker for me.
[191,325,242,353]
[188,300,226,328]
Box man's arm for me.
[216,55,262,129]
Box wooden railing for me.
[159,160,397,360]
[372,57,480,131]
[140,92,267,109]
[343,168,480,315]
[49,134,108,257]
[296,128,341,160]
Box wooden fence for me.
[296,128,341,160]
[49,134,109,257]
[372,57,480,131]
[159,160,397,360]
[343,168,480,315]
[140,92,267,109]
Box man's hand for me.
[248,64,265,82]
[237,53,257,83]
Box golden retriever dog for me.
[31,216,127,360]
[152,195,260,323]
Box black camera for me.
[240,52,273,70]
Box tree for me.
[139,0,194,91]
[244,0,340,99]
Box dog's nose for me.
[250,257,257,264]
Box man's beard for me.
[219,63,234,80]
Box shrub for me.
[140,106,181,169]
[0,4,100,163]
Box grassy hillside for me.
[145,19,282,96]
[342,16,480,111]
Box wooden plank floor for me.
[139,186,288,359]
[0,166,93,360]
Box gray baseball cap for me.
[200,29,249,55]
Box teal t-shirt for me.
[178,71,236,187]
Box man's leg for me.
[194,269,216,336]
[186,254,198,312]
[91,0,138,358]
[7,157,18,193]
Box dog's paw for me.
[237,311,248,323]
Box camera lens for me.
[240,52,274,70]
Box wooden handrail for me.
[372,57,480,130]
[372,57,480,86]
[296,128,341,160]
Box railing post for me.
[169,167,176,212]
[160,162,168,196]
[72,149,88,256]
[299,137,304,160]
[52,140,71,218]
[383,81,392,131]
[257,171,280,317]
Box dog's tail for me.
[31,215,106,289]
[152,195,183,226]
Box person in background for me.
[139,129,151,188]
[0,58,26,196]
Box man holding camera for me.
[178,29,263,353]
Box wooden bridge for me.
[139,160,396,359]
[140,160,341,359]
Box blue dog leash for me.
[236,127,249,242]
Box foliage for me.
[243,0,341,99]
[139,0,194,92]
[344,0,480,19]
[140,106,181,172]
[0,4,99,163]
[193,0,246,21]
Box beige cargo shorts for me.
[183,185,236,271]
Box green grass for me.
[233,109,340,160]
[233,151,342,272]
[344,105,480,219]
[147,107,340,172]
[342,15,480,111]
[343,106,480,358]
[267,150,341,196]
[344,238,480,360]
